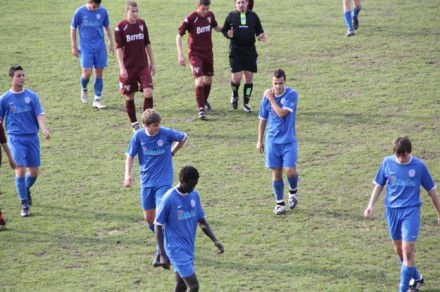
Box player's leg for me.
[229,49,244,109]
[242,48,257,112]
[402,207,423,291]
[174,272,188,292]
[174,261,198,292]
[92,49,108,109]
[266,142,285,214]
[79,51,94,103]
[138,65,154,110]
[352,0,361,30]
[343,0,355,36]
[203,76,213,112]
[182,274,200,292]
[190,54,207,120]
[283,143,299,209]
[9,136,31,216]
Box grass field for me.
[1,0,440,291]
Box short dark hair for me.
[393,136,412,155]
[90,0,102,4]
[179,166,200,183]
[8,65,24,77]
[273,69,286,80]
[126,1,137,10]
[198,0,211,5]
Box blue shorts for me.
[265,142,298,169]
[8,134,41,167]
[172,258,195,279]
[79,48,108,69]
[386,206,420,242]
[140,185,170,211]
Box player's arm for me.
[171,134,188,156]
[70,28,79,57]
[154,224,170,269]
[264,89,289,118]
[214,25,223,32]
[104,26,115,55]
[198,218,224,254]
[256,118,266,154]
[145,44,156,76]
[124,155,134,187]
[427,188,440,225]
[37,114,50,140]
[364,184,383,218]
[0,122,16,169]
[115,48,128,80]
[176,34,186,67]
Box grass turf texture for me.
[1,0,440,291]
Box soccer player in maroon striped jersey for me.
[176,0,222,120]
[115,1,156,132]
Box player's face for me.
[396,152,411,164]
[10,70,25,88]
[87,1,100,11]
[179,178,199,194]
[272,77,286,96]
[127,6,139,22]
[145,123,160,136]
[197,5,210,17]
[235,0,248,12]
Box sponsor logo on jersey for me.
[126,33,144,42]
[196,25,211,34]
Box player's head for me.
[272,69,286,95]
[125,1,139,21]
[87,0,101,10]
[179,166,200,193]
[142,108,161,126]
[393,136,412,164]
[8,65,24,78]
[197,0,211,16]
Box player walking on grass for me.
[343,0,362,36]
[364,136,440,292]
[155,165,224,291]
[257,69,299,215]
[176,0,222,121]
[222,0,267,113]
[70,0,115,109]
[115,1,156,132]
[0,65,50,217]
[124,109,187,265]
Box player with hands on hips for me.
[364,136,440,292]
[154,166,224,291]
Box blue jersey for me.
[155,187,205,261]
[259,87,298,144]
[71,5,110,52]
[0,89,44,136]
[374,155,436,208]
[126,127,186,187]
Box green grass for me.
[1,0,440,291]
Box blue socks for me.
[94,78,103,99]
[352,7,361,18]
[272,179,284,202]
[344,11,354,31]
[287,175,298,191]
[80,77,89,91]
[15,176,28,207]
[400,264,414,292]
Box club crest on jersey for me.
[192,67,200,74]
[408,169,415,177]
[139,25,144,32]
[157,139,164,147]
[208,17,211,23]
[24,96,31,103]
[191,199,196,208]
[96,14,102,20]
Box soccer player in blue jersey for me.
[343,0,361,36]
[257,69,299,215]
[154,165,224,291]
[364,136,440,292]
[0,65,50,217]
[70,0,115,109]
[124,108,187,265]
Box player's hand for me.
[109,43,115,56]
[124,177,132,187]
[264,89,274,100]
[8,159,17,170]
[71,46,79,58]
[150,64,156,76]
[364,207,373,219]
[214,241,224,254]
[41,129,50,140]
[256,141,264,154]
[160,254,170,270]
[178,56,186,67]
[258,33,268,42]
[119,68,128,81]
